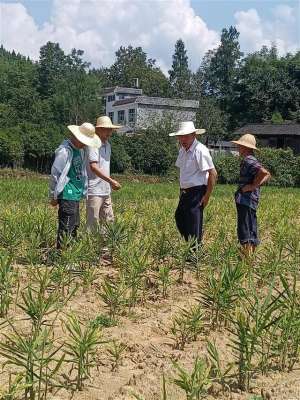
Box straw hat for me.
[169,121,206,137]
[68,122,101,148]
[96,116,122,129]
[231,133,257,150]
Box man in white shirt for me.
[169,121,217,242]
[86,116,122,231]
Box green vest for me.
[60,148,84,201]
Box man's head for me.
[177,132,196,150]
[67,122,101,149]
[231,133,257,157]
[237,144,253,157]
[95,127,113,143]
[70,135,86,149]
[95,116,122,143]
[169,121,206,149]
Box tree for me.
[196,97,228,144]
[108,46,170,97]
[38,42,67,97]
[169,39,192,98]
[233,46,300,124]
[52,49,103,125]
[202,26,243,113]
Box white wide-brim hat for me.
[231,133,258,150]
[169,121,206,137]
[96,116,122,129]
[68,122,101,148]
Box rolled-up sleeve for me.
[87,146,99,164]
[196,148,214,172]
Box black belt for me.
[180,185,206,194]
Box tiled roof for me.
[234,123,300,136]
[112,95,199,108]
[136,96,199,108]
[103,86,143,95]
[113,97,137,106]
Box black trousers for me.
[57,199,80,249]
[236,203,260,246]
[175,185,207,242]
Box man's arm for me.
[90,162,121,191]
[200,168,218,207]
[242,167,271,192]
[49,148,68,206]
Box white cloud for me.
[235,5,299,55]
[0,1,299,73]
[0,0,219,72]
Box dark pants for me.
[57,200,80,249]
[236,203,260,246]
[175,185,207,242]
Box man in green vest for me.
[49,122,101,249]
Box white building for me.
[103,86,199,133]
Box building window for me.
[118,110,125,124]
[107,95,115,102]
[128,109,135,124]
[109,112,114,122]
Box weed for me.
[171,306,203,350]
[172,357,212,399]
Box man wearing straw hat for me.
[86,116,122,232]
[49,122,101,249]
[231,133,271,256]
[169,121,217,243]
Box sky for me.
[0,0,299,73]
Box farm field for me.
[0,175,300,400]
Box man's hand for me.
[111,179,121,191]
[200,193,210,208]
[241,184,254,193]
[50,199,58,207]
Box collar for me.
[185,139,198,153]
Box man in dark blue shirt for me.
[231,134,271,257]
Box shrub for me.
[213,153,240,184]
[0,128,24,168]
[110,133,131,173]
[213,148,300,187]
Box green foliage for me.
[124,116,178,175]
[197,97,229,143]
[258,147,299,187]
[172,357,212,399]
[0,322,65,400]
[106,340,127,371]
[108,45,170,97]
[0,253,17,317]
[110,133,131,173]
[63,313,104,390]
[171,306,204,350]
[198,263,245,328]
[0,129,24,168]
[169,39,192,98]
[213,153,240,184]
[213,148,300,187]
[202,26,242,121]
[271,111,284,124]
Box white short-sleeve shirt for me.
[87,142,111,196]
[175,139,214,188]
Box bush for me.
[124,117,178,175]
[213,147,300,187]
[110,133,131,173]
[213,153,240,184]
[258,148,299,187]
[0,128,24,168]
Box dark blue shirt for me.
[235,155,262,210]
